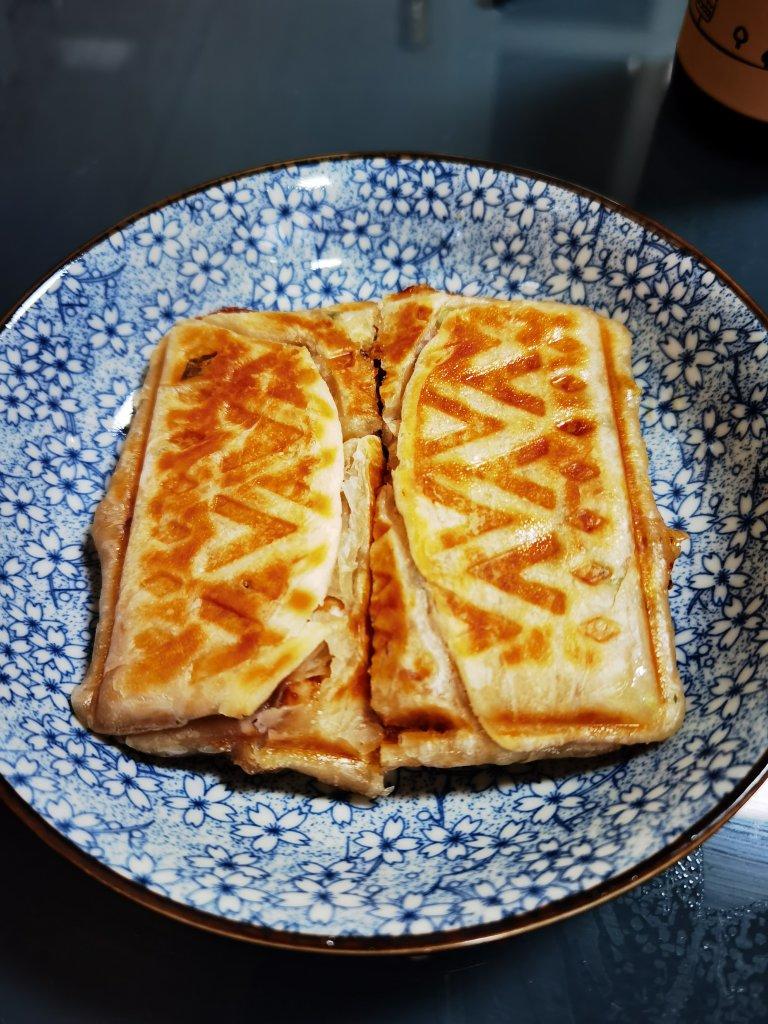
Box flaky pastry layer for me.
[372,288,684,767]
[74,290,684,793]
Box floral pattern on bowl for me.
[1,155,767,949]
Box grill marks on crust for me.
[201,304,380,440]
[90,322,345,731]
[75,292,684,793]
[126,435,385,797]
[73,339,171,727]
[369,484,522,769]
[377,291,684,762]
[372,285,458,451]
[76,303,391,798]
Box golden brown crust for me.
[202,303,380,439]
[598,317,685,736]
[78,304,384,794]
[377,293,684,761]
[369,484,616,770]
[87,322,343,734]
[372,287,457,447]
[236,435,384,794]
[77,290,683,792]
[128,436,386,796]
[72,339,169,728]
[370,484,521,768]
[370,485,476,732]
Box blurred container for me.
[677,0,768,121]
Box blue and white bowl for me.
[1,154,766,953]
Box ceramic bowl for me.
[1,155,766,952]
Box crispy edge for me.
[370,483,522,769]
[240,437,385,795]
[71,338,169,729]
[379,297,685,758]
[127,435,387,797]
[201,304,380,439]
[599,316,685,738]
[372,286,456,449]
[382,731,614,770]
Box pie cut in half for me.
[369,287,685,771]
[72,303,386,797]
[73,288,685,794]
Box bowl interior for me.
[1,156,766,945]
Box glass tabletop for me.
[1,1,766,1020]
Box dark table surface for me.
[1,1,767,1021]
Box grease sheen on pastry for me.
[73,289,684,794]
[371,289,684,768]
[73,304,386,796]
